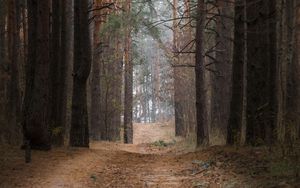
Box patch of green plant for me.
[152,139,176,147]
[253,138,265,147]
[192,181,209,187]
[152,140,168,147]
[90,174,97,181]
[269,158,299,177]
[51,126,64,136]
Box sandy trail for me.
[0,122,191,188]
[0,123,298,188]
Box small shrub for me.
[51,126,64,136]
[152,140,168,147]
[270,159,299,177]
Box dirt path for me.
[0,123,299,187]
[0,122,191,188]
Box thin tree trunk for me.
[0,0,7,70]
[173,0,186,137]
[110,37,122,141]
[284,0,299,142]
[292,1,300,139]
[91,0,102,140]
[0,0,6,115]
[265,0,277,146]
[124,0,133,144]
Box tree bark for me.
[91,0,103,141]
[210,0,233,145]
[0,0,7,70]
[124,0,133,144]
[0,0,6,123]
[280,0,299,142]
[69,0,91,147]
[50,0,64,146]
[227,0,247,145]
[291,0,300,139]
[196,0,208,146]
[23,0,51,150]
[8,0,21,132]
[245,0,275,145]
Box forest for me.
[0,0,299,187]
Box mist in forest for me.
[0,0,299,187]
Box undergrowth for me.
[152,140,176,147]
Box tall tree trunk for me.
[110,37,122,141]
[173,0,186,137]
[50,0,63,146]
[246,0,274,145]
[183,0,196,138]
[0,0,6,112]
[291,1,300,140]
[209,0,233,145]
[64,0,74,143]
[91,0,102,141]
[0,0,7,70]
[91,1,122,141]
[275,0,289,143]
[23,0,51,150]
[124,0,133,144]
[227,0,247,145]
[8,0,21,133]
[20,1,27,98]
[279,0,299,143]
[55,0,70,146]
[264,0,277,146]
[152,53,160,123]
[195,0,208,146]
[70,0,91,147]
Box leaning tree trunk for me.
[69,0,91,147]
[23,0,51,150]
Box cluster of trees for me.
[194,0,300,146]
[133,36,174,123]
[154,0,299,147]
[0,0,93,149]
[0,0,135,149]
[91,0,124,142]
[172,0,197,138]
[0,0,299,149]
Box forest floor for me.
[0,122,299,188]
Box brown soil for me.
[0,123,299,188]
